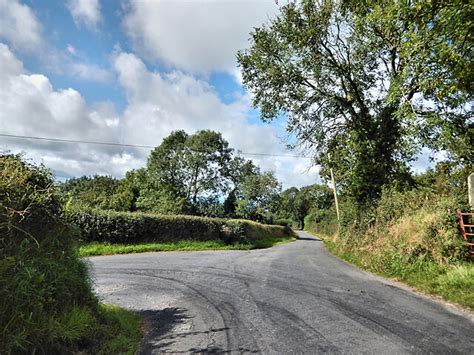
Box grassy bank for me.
[306,187,473,310]
[80,235,295,256]
[1,154,143,353]
[95,304,143,354]
[322,238,474,310]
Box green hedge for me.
[1,154,142,353]
[67,210,293,244]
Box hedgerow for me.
[0,154,141,353]
[67,209,293,245]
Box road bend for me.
[89,231,473,354]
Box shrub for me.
[273,218,292,227]
[232,219,293,240]
[344,188,468,263]
[304,209,338,237]
[0,154,98,352]
[0,154,141,353]
[67,209,293,245]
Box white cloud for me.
[0,0,108,84]
[0,43,135,178]
[0,0,42,52]
[69,62,112,83]
[60,44,113,83]
[122,0,283,74]
[67,44,78,56]
[0,42,319,187]
[67,0,102,30]
[114,51,275,150]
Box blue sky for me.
[0,0,431,188]
[21,0,255,114]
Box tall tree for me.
[237,0,473,203]
[279,184,333,229]
[60,175,119,210]
[279,186,300,221]
[111,168,146,212]
[139,130,190,213]
[347,0,473,172]
[236,170,281,221]
[144,130,233,214]
[185,130,233,206]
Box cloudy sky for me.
[0,0,430,188]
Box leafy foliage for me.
[237,0,472,203]
[278,184,333,229]
[67,209,293,246]
[111,168,147,212]
[59,130,283,222]
[61,175,120,211]
[235,170,281,221]
[0,154,141,353]
[141,130,233,214]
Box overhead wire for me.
[0,133,312,159]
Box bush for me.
[0,154,141,353]
[232,219,293,240]
[67,209,293,245]
[304,209,338,237]
[273,218,292,227]
[0,154,96,351]
[336,187,470,263]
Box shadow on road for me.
[137,308,259,353]
[296,236,321,241]
[138,307,190,354]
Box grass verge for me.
[97,304,143,354]
[322,237,474,310]
[79,236,295,257]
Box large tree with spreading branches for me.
[238,0,473,203]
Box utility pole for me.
[328,153,340,221]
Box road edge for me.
[300,230,474,322]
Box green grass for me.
[97,304,142,354]
[322,238,474,310]
[79,236,295,257]
[45,303,143,354]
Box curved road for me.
[89,231,473,354]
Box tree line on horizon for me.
[60,129,332,225]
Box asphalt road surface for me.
[89,231,473,354]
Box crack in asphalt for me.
[89,231,474,354]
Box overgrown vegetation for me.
[238,0,472,204]
[0,154,142,353]
[275,184,333,230]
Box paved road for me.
[89,231,473,354]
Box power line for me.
[0,133,312,159]
[0,133,152,149]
